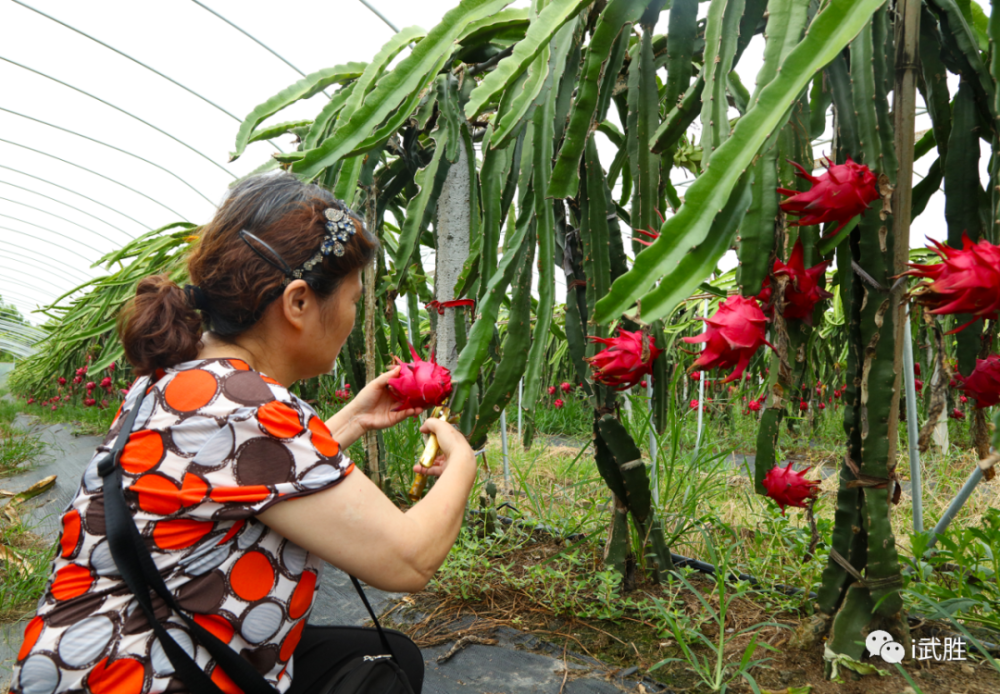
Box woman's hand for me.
[325,367,422,447]
[412,417,475,478]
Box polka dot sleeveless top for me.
[10,358,354,694]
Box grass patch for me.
[14,398,118,437]
[0,515,56,623]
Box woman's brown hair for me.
[118,173,378,376]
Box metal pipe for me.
[517,378,523,442]
[647,378,658,504]
[695,300,707,456]
[902,305,923,532]
[926,465,984,548]
[499,409,511,488]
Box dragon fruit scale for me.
[386,343,453,411]
[683,296,773,383]
[585,329,662,391]
[778,157,879,238]
[905,234,1000,333]
[762,462,821,514]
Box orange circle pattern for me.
[131,474,182,515]
[230,551,275,602]
[194,613,235,644]
[119,429,165,475]
[17,616,43,661]
[279,618,306,662]
[151,518,214,550]
[288,570,317,620]
[15,358,357,693]
[307,416,340,458]
[50,563,93,601]
[258,401,304,439]
[87,656,145,694]
[211,662,244,694]
[164,368,218,412]
[180,472,208,506]
[59,510,81,558]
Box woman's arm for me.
[256,418,475,592]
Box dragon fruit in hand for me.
[386,344,453,411]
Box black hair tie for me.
[184,284,210,312]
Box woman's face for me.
[316,268,363,373]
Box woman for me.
[11,174,476,694]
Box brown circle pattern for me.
[11,358,353,694]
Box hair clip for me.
[240,205,364,288]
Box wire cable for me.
[0,177,135,238]
[0,164,152,230]
[0,138,190,221]
[0,56,235,178]
[0,218,105,258]
[1,244,94,283]
[9,1,285,155]
[189,0,309,77]
[0,195,132,245]
[0,261,79,297]
[0,107,215,206]
[357,0,400,32]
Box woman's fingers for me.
[412,455,447,476]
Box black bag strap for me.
[349,575,396,657]
[99,377,399,694]
[100,378,275,694]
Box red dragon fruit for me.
[683,296,773,383]
[560,382,572,393]
[756,240,832,324]
[762,462,821,514]
[956,354,1000,409]
[585,329,663,390]
[386,344,453,411]
[554,399,565,409]
[950,408,965,420]
[748,399,761,413]
[906,234,1000,333]
[778,157,880,238]
[547,386,557,395]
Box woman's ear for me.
[280,280,311,328]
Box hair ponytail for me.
[118,275,203,376]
